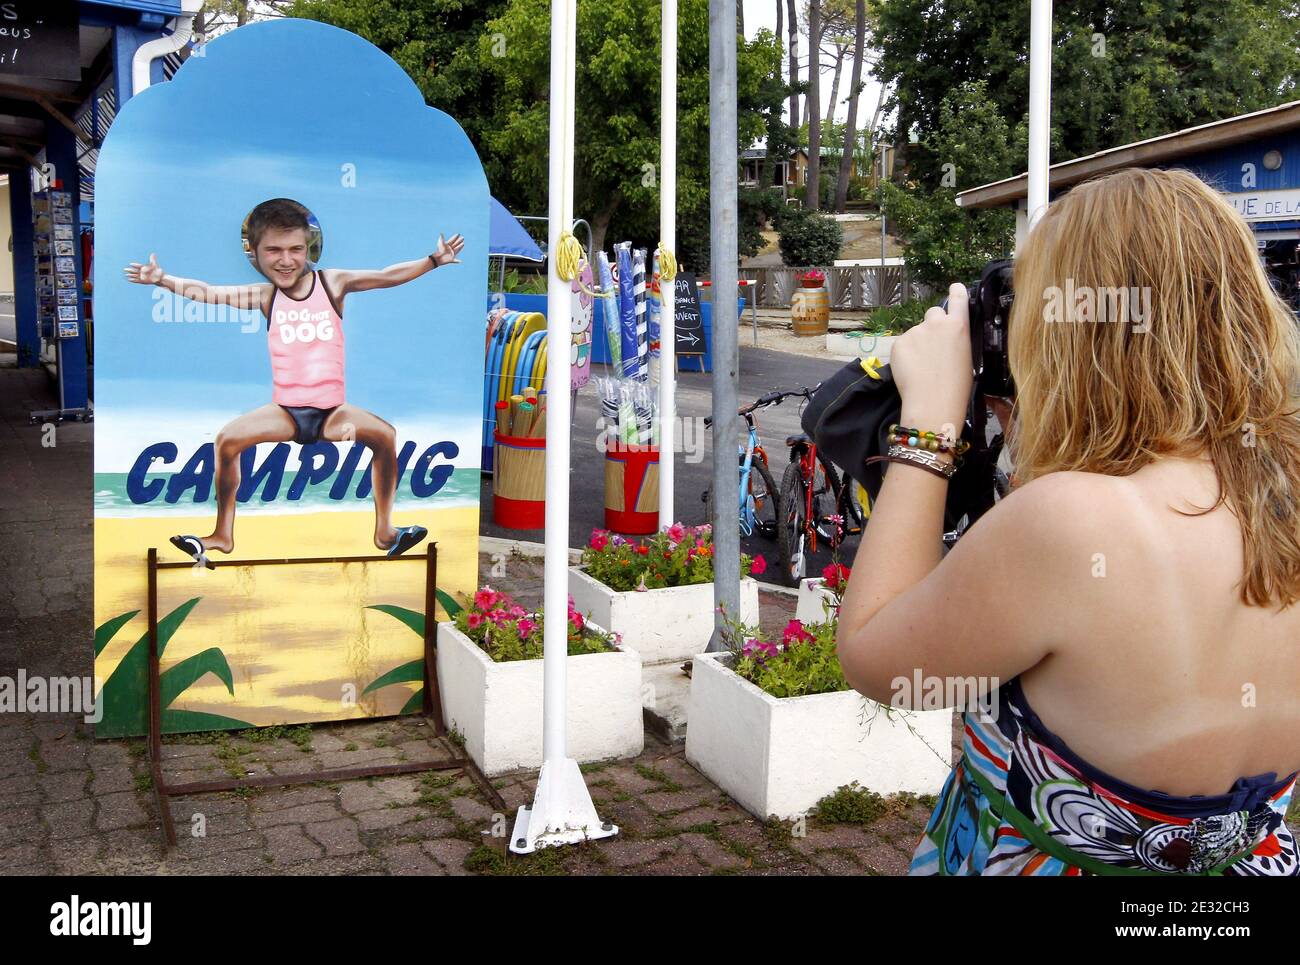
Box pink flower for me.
[474,588,498,611]
[782,619,814,647]
[667,522,686,544]
[486,609,508,625]
[517,618,536,637]
[750,554,767,576]
[589,529,609,551]
[466,612,484,629]
[507,605,527,620]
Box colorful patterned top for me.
[910,678,1298,876]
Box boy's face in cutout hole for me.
[255,226,310,289]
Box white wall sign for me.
[1226,188,1300,222]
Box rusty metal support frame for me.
[145,544,506,849]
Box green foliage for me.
[94,600,252,738]
[815,784,939,826]
[289,0,511,192]
[495,268,548,295]
[860,298,939,336]
[451,587,615,662]
[876,0,1300,186]
[879,82,1015,290]
[774,207,844,267]
[479,0,784,265]
[814,782,889,824]
[722,616,849,699]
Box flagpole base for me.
[509,756,618,854]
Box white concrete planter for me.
[436,622,644,777]
[794,578,839,625]
[826,332,895,362]
[567,566,760,664]
[685,651,952,820]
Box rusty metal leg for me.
[147,548,177,848]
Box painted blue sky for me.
[94,18,487,469]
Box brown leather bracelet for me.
[864,453,954,481]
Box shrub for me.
[861,298,940,336]
[775,207,843,267]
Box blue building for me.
[957,100,1300,304]
[4,0,202,419]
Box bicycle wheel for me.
[777,460,808,587]
[812,455,846,545]
[749,453,780,540]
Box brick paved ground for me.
[3,365,1294,876]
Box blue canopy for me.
[490,196,544,262]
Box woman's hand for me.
[890,282,974,434]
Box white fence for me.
[736,266,932,310]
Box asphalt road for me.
[479,344,860,582]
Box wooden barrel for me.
[791,285,830,336]
[493,431,546,529]
[604,443,659,534]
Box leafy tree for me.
[874,0,1300,187]
[880,82,1015,289]
[481,0,783,269]
[289,0,512,202]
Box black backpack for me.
[800,357,1004,531]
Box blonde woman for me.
[836,167,1300,876]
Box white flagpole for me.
[658,0,678,526]
[512,0,617,854]
[1027,0,1052,228]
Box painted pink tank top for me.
[266,271,346,408]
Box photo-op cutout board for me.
[93,18,487,737]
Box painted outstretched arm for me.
[124,253,267,309]
[332,233,465,294]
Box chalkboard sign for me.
[673,272,705,356]
[0,2,80,82]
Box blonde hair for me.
[1008,166,1300,608]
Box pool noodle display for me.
[482,309,549,471]
[633,247,648,382]
[597,251,621,371]
[616,242,638,379]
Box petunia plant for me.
[719,610,849,699]
[581,523,766,593]
[453,585,617,662]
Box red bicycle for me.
[776,385,866,587]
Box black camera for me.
[957,258,1015,401]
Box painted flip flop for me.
[386,525,428,558]
[170,534,215,569]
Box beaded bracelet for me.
[888,423,970,457]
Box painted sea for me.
[93,464,482,517]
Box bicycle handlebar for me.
[703,384,823,428]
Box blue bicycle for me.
[701,391,786,539]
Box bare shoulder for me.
[975,469,1137,539]
[961,470,1152,610]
